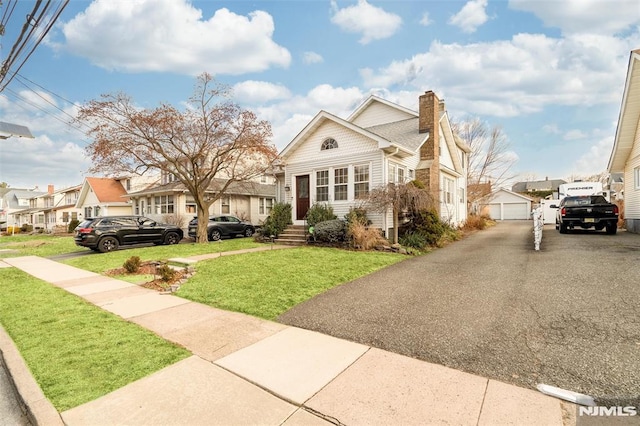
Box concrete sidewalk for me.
[0,253,572,425]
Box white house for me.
[278,91,470,239]
[608,48,640,233]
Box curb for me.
[0,325,64,426]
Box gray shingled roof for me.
[365,117,424,152]
[126,179,276,198]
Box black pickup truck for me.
[552,195,619,234]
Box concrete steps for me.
[274,225,307,246]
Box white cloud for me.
[419,12,432,27]
[232,81,291,104]
[330,0,402,44]
[572,137,614,175]
[509,0,640,35]
[55,0,291,75]
[302,51,324,65]
[449,0,490,34]
[358,32,638,118]
[563,129,588,140]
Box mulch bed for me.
[104,261,191,291]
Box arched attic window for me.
[321,138,338,151]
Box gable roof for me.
[347,95,417,123]
[365,118,425,152]
[481,188,535,202]
[280,110,417,159]
[86,177,128,202]
[608,49,640,173]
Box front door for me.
[296,175,310,221]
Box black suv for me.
[74,216,183,253]
[187,215,255,241]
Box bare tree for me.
[366,182,435,243]
[452,117,516,206]
[77,73,277,243]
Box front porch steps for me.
[274,225,307,246]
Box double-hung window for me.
[259,198,274,214]
[443,178,454,204]
[334,168,348,201]
[316,170,329,201]
[354,165,370,199]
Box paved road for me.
[278,221,640,406]
[0,360,30,426]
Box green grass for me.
[176,247,406,320]
[0,268,191,411]
[0,234,84,258]
[63,238,262,272]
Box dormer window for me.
[321,138,338,150]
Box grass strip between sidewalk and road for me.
[176,247,406,320]
[0,268,191,412]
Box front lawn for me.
[0,234,84,258]
[0,268,190,411]
[62,238,262,272]
[176,247,406,320]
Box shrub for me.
[305,203,337,227]
[401,209,460,247]
[162,213,187,228]
[20,224,33,233]
[399,232,428,250]
[344,207,370,226]
[259,203,292,238]
[5,226,20,234]
[68,219,80,233]
[313,219,346,244]
[156,264,176,282]
[123,256,142,273]
[462,215,490,231]
[348,222,387,250]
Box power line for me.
[0,0,70,92]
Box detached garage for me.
[482,189,533,220]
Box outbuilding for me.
[481,188,533,220]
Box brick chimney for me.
[416,91,441,214]
[48,184,54,195]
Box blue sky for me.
[0,0,639,190]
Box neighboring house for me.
[277,91,470,238]
[608,173,624,201]
[75,177,135,219]
[479,188,533,220]
[608,49,640,233]
[124,173,277,228]
[512,178,566,194]
[2,188,46,229]
[46,185,83,230]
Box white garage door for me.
[503,203,529,220]
[489,202,530,220]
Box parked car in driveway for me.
[188,215,255,241]
[552,195,619,234]
[74,216,183,253]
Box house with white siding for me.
[277,91,470,240]
[608,48,640,233]
[125,174,277,228]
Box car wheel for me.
[98,236,119,253]
[244,227,254,237]
[605,223,617,235]
[209,229,221,241]
[164,232,181,245]
[559,223,568,234]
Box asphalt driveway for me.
[278,221,640,406]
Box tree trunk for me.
[392,208,399,244]
[194,197,213,243]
